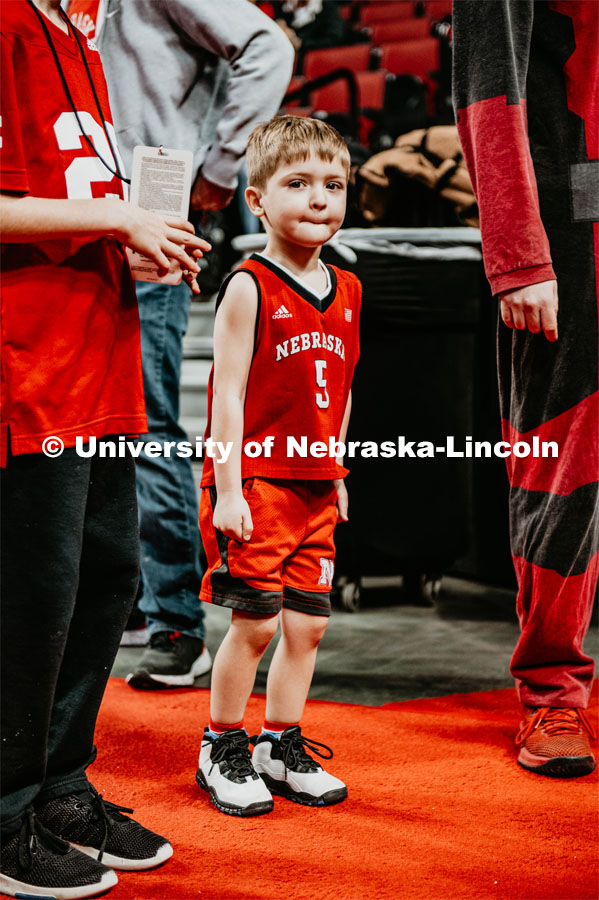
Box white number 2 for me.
[53,111,127,200]
[315,360,330,409]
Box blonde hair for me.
[246,115,351,190]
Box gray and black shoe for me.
[36,787,173,871]
[0,810,117,899]
[126,630,212,689]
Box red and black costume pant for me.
[498,223,598,708]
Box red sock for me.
[263,719,299,734]
[209,719,244,734]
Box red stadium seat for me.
[378,37,440,80]
[359,2,416,25]
[302,43,373,80]
[369,18,430,44]
[422,1,453,21]
[310,70,387,114]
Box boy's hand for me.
[334,478,348,522]
[115,202,211,293]
[213,491,253,542]
[499,279,559,342]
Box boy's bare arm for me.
[211,272,258,542]
[0,194,210,292]
[334,390,352,523]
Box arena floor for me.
[113,577,599,706]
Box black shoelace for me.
[17,811,70,873]
[82,788,134,863]
[210,731,255,780]
[278,729,334,775]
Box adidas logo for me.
[272,305,293,319]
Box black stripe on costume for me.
[249,253,338,313]
[283,585,331,617]
[510,482,599,577]
[207,486,281,613]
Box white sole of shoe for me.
[0,868,117,899]
[195,769,274,817]
[126,646,212,688]
[259,772,348,807]
[73,840,173,871]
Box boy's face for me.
[248,152,348,249]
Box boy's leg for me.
[254,605,347,808]
[197,612,278,817]
[265,608,328,724]
[210,611,279,725]
[252,481,347,806]
[129,280,209,689]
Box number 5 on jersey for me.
[315,360,330,409]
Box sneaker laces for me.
[17,810,70,872]
[516,707,596,745]
[81,787,134,863]
[210,731,255,780]
[279,728,334,775]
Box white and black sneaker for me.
[36,787,173,871]
[126,631,212,689]
[0,811,117,899]
[196,728,274,817]
[252,726,348,807]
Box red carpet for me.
[88,681,598,899]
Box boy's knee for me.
[233,611,279,653]
[287,612,328,648]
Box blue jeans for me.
[135,280,205,641]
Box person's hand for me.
[213,491,253,542]
[334,478,348,522]
[115,202,211,293]
[190,173,235,212]
[499,279,559,342]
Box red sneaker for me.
[516,706,596,777]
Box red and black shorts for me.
[199,478,337,617]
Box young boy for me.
[196,116,361,816]
[0,1,209,896]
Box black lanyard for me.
[27,0,130,184]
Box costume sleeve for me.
[452,0,556,295]
[0,34,30,194]
[164,0,294,190]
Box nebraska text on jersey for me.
[201,253,361,486]
[276,332,345,361]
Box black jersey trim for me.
[215,267,261,352]
[249,253,338,314]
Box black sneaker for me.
[125,631,212,689]
[0,810,117,899]
[36,787,173,872]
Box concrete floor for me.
[113,577,599,706]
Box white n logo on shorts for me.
[318,558,334,587]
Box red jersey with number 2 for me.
[0,2,146,462]
[201,254,361,486]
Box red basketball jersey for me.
[201,254,361,485]
[0,3,146,461]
